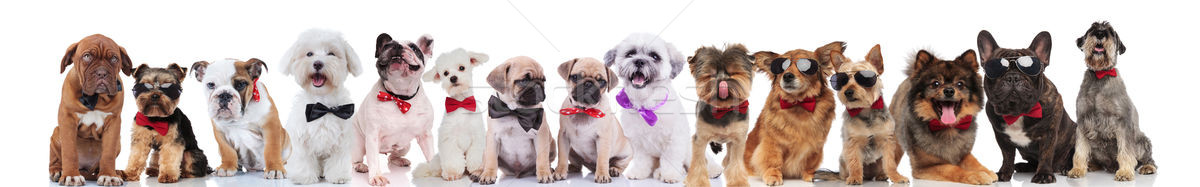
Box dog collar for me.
[135,112,170,136]
[78,94,99,110]
[560,107,605,118]
[615,88,669,126]
[251,78,261,102]
[779,97,817,111]
[377,91,413,113]
[1092,68,1118,79]
[1001,102,1043,125]
[711,100,749,120]
[928,115,973,131]
[305,103,355,122]
[846,96,885,117]
[384,85,420,101]
[445,96,477,112]
[487,95,544,132]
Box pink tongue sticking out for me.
[633,75,646,85]
[940,105,957,124]
[1094,47,1105,52]
[718,81,729,99]
[312,75,326,87]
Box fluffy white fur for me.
[352,34,436,186]
[412,48,490,181]
[280,29,361,184]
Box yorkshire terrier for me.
[122,63,212,183]
[684,44,754,187]
[818,44,908,185]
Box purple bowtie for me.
[615,88,669,126]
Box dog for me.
[743,42,842,186]
[191,58,291,179]
[683,44,754,187]
[1068,21,1157,181]
[817,44,909,185]
[279,29,362,184]
[552,57,633,183]
[352,33,436,186]
[977,30,1077,184]
[889,49,997,185]
[411,48,489,181]
[478,56,557,184]
[122,63,213,183]
[50,34,134,186]
[605,33,722,184]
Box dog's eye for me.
[109,56,119,63]
[143,83,153,89]
[234,81,248,91]
[82,54,93,62]
[569,75,581,82]
[956,81,964,87]
[443,71,449,76]
[597,79,607,87]
[327,52,336,56]
[649,52,661,61]
[625,51,636,58]
[206,82,215,89]
[931,81,941,87]
[459,66,465,71]
[306,52,314,57]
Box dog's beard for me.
[1083,38,1117,70]
[138,94,177,117]
[618,62,663,89]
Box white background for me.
[3,0,1196,186]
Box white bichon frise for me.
[280,28,362,184]
[412,48,490,181]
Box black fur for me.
[140,108,213,177]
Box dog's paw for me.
[889,174,910,184]
[122,171,141,181]
[368,175,390,186]
[762,174,784,186]
[685,172,711,187]
[441,170,463,181]
[215,166,238,177]
[1138,164,1157,175]
[963,171,995,185]
[290,175,320,185]
[654,169,683,184]
[264,169,286,179]
[469,169,484,182]
[353,162,369,173]
[997,170,1013,182]
[389,156,412,167]
[609,166,623,177]
[1115,169,1135,181]
[536,169,555,183]
[327,175,351,184]
[49,171,61,182]
[552,169,568,181]
[478,170,498,185]
[1031,173,1056,184]
[59,175,85,186]
[845,175,864,185]
[145,167,159,177]
[626,166,651,180]
[97,175,124,186]
[595,173,612,184]
[1067,167,1088,178]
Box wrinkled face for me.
[375,34,433,93]
[688,45,754,107]
[909,50,983,125]
[62,34,133,96]
[488,57,546,107]
[283,30,359,95]
[132,64,186,117]
[559,58,616,106]
[753,50,826,99]
[604,33,683,89]
[425,49,488,95]
[192,59,266,121]
[1077,22,1125,70]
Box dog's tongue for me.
[1094,47,1105,52]
[940,105,957,124]
[633,75,646,85]
[718,81,729,99]
[389,63,403,71]
[312,75,326,87]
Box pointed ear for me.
[246,58,268,80]
[605,67,619,91]
[119,47,133,76]
[343,39,363,76]
[955,49,979,71]
[557,58,578,81]
[829,52,847,71]
[752,51,778,73]
[667,43,686,79]
[190,61,210,82]
[60,42,78,73]
[977,30,999,61]
[167,63,187,82]
[375,33,393,58]
[1029,31,1053,66]
[866,44,884,74]
[468,51,489,66]
[816,41,847,75]
[132,64,150,80]
[422,66,441,82]
[416,34,434,59]
[912,50,936,74]
[604,48,617,67]
[486,62,510,91]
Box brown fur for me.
[824,45,909,184]
[684,44,754,187]
[50,34,133,186]
[192,59,290,178]
[553,58,632,183]
[122,64,211,183]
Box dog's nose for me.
[96,69,109,78]
[634,59,647,68]
[449,76,458,84]
[782,73,796,81]
[313,61,324,70]
[151,94,160,100]
[844,90,855,98]
[943,88,955,97]
[218,93,233,104]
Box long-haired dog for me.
[191,58,291,179]
[479,56,557,184]
[816,44,909,184]
[889,49,996,185]
[123,63,212,183]
[606,33,721,184]
[280,29,362,184]
[743,42,843,185]
[1068,21,1157,181]
[684,44,754,187]
[552,57,633,183]
[412,48,490,181]
[352,33,435,186]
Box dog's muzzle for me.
[517,83,546,106]
[572,81,602,105]
[989,73,1040,115]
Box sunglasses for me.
[132,82,183,99]
[830,70,877,90]
[982,56,1042,78]
[770,58,819,75]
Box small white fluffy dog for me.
[604,33,721,183]
[412,48,490,181]
[280,28,362,184]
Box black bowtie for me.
[488,95,543,132]
[79,94,99,110]
[305,103,355,122]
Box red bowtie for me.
[1001,102,1043,125]
[377,91,412,113]
[1094,68,1118,79]
[560,107,605,118]
[847,96,886,117]
[779,97,817,111]
[712,100,750,119]
[445,96,477,112]
[928,115,973,131]
[251,78,261,102]
[135,112,169,136]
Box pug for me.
[553,57,633,183]
[478,56,557,184]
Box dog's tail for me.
[709,142,723,154]
[412,154,442,178]
[814,168,842,181]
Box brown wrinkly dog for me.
[744,42,843,186]
[122,63,212,183]
[684,44,754,187]
[816,45,909,185]
[50,34,134,186]
[552,57,632,183]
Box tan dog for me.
[552,57,632,183]
[744,42,843,186]
[50,34,134,186]
[478,56,557,184]
[819,45,908,184]
[684,44,754,187]
[191,59,290,179]
[122,63,213,183]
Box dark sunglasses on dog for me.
[132,82,183,99]
[983,56,1042,78]
[829,70,877,90]
[770,58,819,75]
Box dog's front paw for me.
[684,174,710,187]
[654,169,683,184]
[441,170,463,181]
[327,175,350,184]
[389,156,412,167]
[762,172,784,186]
[264,169,286,179]
[478,170,498,185]
[997,170,1014,182]
[290,175,320,185]
[97,174,124,186]
[626,166,651,180]
[1031,173,1056,184]
[215,166,238,177]
[158,171,180,183]
[1115,168,1135,181]
[122,171,141,181]
[353,162,369,173]
[1067,167,1088,178]
[845,175,863,185]
[49,170,61,182]
[1138,164,1157,175]
[368,175,390,186]
[963,171,995,185]
[59,175,85,186]
[469,169,484,182]
[595,173,613,184]
[889,174,910,184]
[609,166,623,177]
[536,169,555,183]
[552,168,568,181]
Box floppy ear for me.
[605,67,619,91]
[118,47,133,76]
[557,58,578,81]
[1075,34,1086,50]
[866,44,884,74]
[343,39,363,76]
[816,41,847,74]
[416,34,434,59]
[1112,28,1126,54]
[603,48,617,67]
[1028,31,1053,66]
[468,51,489,66]
[977,30,999,61]
[666,43,686,78]
[190,61,210,82]
[375,33,393,58]
[912,50,936,74]
[132,64,150,80]
[280,41,299,76]
[486,62,510,91]
[60,42,79,73]
[955,49,979,71]
[167,63,187,82]
[422,66,441,82]
[751,51,778,73]
[246,58,268,80]
[726,44,754,71]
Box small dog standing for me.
[123,63,212,183]
[191,58,291,179]
[50,34,134,186]
[552,57,633,183]
[478,56,557,184]
[352,33,436,186]
[683,44,754,187]
[280,29,362,184]
[412,48,490,181]
[819,44,909,185]
[1068,21,1157,181]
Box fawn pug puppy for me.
[552,57,633,183]
[820,44,908,185]
[683,44,754,187]
[123,63,212,183]
[478,56,557,184]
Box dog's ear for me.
[190,61,209,82]
[375,33,393,58]
[816,41,847,75]
[60,42,79,74]
[343,39,363,76]
[829,52,847,71]
[866,44,884,74]
[1028,31,1052,66]
[752,51,778,73]
[605,66,619,91]
[1076,33,1086,50]
[246,58,268,80]
[468,51,489,66]
[487,62,510,91]
[727,44,754,71]
[955,49,979,71]
[912,50,936,74]
[604,48,617,67]
[168,63,187,82]
[132,64,150,80]
[666,43,686,78]
[416,34,434,59]
[118,47,134,76]
[557,58,578,81]
[280,40,299,76]
[422,66,441,83]
[1112,27,1126,55]
[977,30,999,61]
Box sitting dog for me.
[352,33,436,186]
[606,33,722,184]
[889,49,997,185]
[977,30,1077,184]
[191,58,291,179]
[820,44,909,185]
[478,56,557,184]
[412,48,490,181]
[280,29,362,184]
[1068,21,1157,181]
[552,57,633,183]
[50,34,134,186]
[743,42,843,185]
[123,63,212,183]
[683,44,754,187]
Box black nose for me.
[449,76,458,83]
[1093,30,1108,39]
[151,94,161,100]
[634,59,647,68]
[844,90,855,98]
[218,93,233,104]
[943,88,955,97]
[782,73,796,81]
[313,61,324,70]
